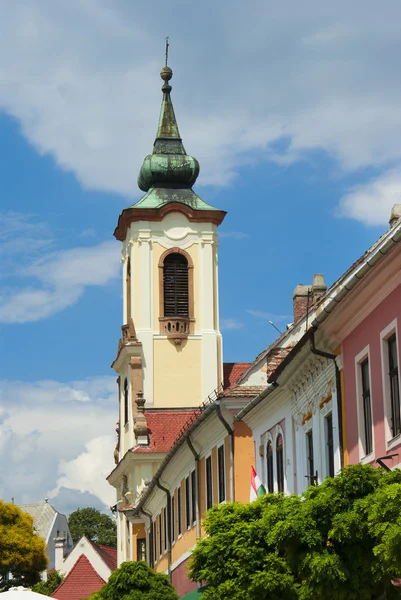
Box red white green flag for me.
[250,466,266,501]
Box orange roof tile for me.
[223,362,251,390]
[133,409,199,453]
[51,555,105,600]
[89,540,117,571]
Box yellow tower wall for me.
[153,338,203,407]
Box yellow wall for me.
[234,421,255,504]
[154,338,202,408]
[132,243,140,326]
[132,523,145,561]
[224,436,230,501]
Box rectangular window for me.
[206,455,213,510]
[191,469,196,524]
[171,496,175,543]
[158,515,162,558]
[163,507,167,552]
[388,334,400,438]
[325,413,335,478]
[153,521,157,563]
[177,487,182,536]
[306,430,314,482]
[185,477,191,529]
[137,538,146,562]
[218,445,226,503]
[361,358,373,455]
[266,442,273,493]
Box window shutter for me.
[163,254,189,317]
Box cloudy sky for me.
[1,0,401,515]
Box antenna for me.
[269,321,283,335]
[165,36,170,67]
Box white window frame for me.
[319,399,335,479]
[380,319,401,450]
[217,444,226,505]
[302,418,315,485]
[355,345,374,463]
[273,424,286,493]
[205,452,213,511]
[265,432,274,493]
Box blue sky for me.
[0,0,400,514]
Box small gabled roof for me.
[51,555,105,600]
[19,502,60,542]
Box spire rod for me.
[165,36,169,67]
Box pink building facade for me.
[320,219,401,470]
[342,284,401,468]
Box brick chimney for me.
[54,536,66,572]
[293,274,326,324]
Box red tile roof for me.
[51,555,105,600]
[223,362,251,390]
[133,409,199,453]
[90,541,117,571]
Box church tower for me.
[112,65,226,448]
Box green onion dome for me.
[138,67,200,192]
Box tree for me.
[189,464,401,600]
[31,570,64,595]
[87,561,179,600]
[68,507,117,547]
[0,500,48,591]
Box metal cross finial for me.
[165,36,169,67]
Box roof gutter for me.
[130,402,218,514]
[312,221,401,327]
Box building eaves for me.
[123,400,219,516]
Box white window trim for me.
[205,452,213,511]
[380,319,400,449]
[355,345,374,463]
[184,475,191,531]
[177,486,183,540]
[319,400,334,480]
[273,424,286,493]
[217,443,226,505]
[265,432,274,493]
[302,418,314,485]
[190,469,197,527]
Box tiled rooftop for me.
[51,555,105,600]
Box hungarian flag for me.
[250,466,266,501]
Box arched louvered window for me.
[163,253,189,317]
[266,441,274,493]
[276,434,284,493]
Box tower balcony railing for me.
[159,316,192,342]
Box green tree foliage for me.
[189,464,401,600]
[87,561,178,600]
[68,507,117,547]
[31,570,64,595]
[0,500,48,591]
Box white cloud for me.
[50,435,116,508]
[0,377,117,512]
[338,169,401,226]
[221,318,244,330]
[0,0,400,221]
[0,238,120,323]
